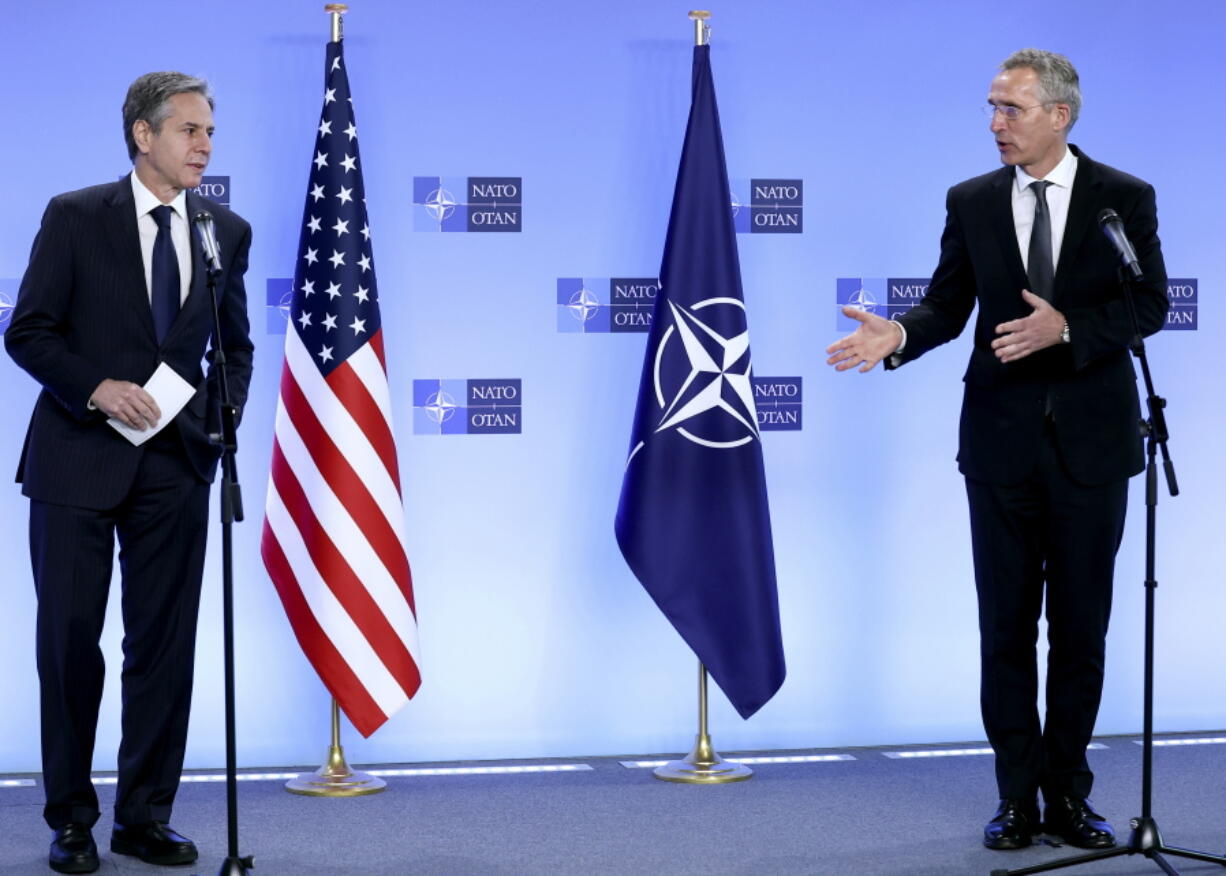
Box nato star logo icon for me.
[424,187,457,223]
[651,297,760,449]
[424,390,459,425]
[0,291,15,329]
[277,290,293,324]
[845,286,878,314]
[567,286,600,324]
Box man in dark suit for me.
[6,72,253,873]
[826,49,1167,851]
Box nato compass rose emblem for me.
[845,286,878,314]
[277,289,293,326]
[423,186,457,224]
[0,291,14,331]
[649,296,760,449]
[567,285,600,326]
[423,389,459,426]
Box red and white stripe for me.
[262,326,420,737]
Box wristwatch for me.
[1060,321,1071,344]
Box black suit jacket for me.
[6,177,254,510]
[889,145,1168,486]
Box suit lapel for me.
[1054,146,1100,300]
[184,193,207,310]
[103,178,158,341]
[987,167,1029,292]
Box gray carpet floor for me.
[2,736,1224,875]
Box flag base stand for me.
[653,662,753,784]
[284,751,386,797]
[653,732,752,784]
[286,699,386,797]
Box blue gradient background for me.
[0,0,1221,771]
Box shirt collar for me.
[130,171,188,221]
[1014,145,1078,193]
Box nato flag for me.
[615,44,785,719]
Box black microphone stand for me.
[992,269,1226,876]
[200,258,254,876]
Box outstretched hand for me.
[826,306,904,373]
[991,289,1065,363]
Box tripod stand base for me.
[218,854,255,875]
[991,817,1226,875]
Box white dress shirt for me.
[131,172,192,306]
[1012,145,1078,276]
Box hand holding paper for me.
[106,362,196,446]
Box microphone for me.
[193,210,223,277]
[1097,208,1143,280]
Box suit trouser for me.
[30,432,209,830]
[965,426,1128,802]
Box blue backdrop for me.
[1,0,1221,772]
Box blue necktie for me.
[150,205,180,342]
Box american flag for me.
[262,40,421,738]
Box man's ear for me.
[1052,103,1071,133]
[132,119,152,155]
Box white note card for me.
[107,362,197,446]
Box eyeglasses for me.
[983,102,1051,121]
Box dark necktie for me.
[1027,180,1054,301]
[150,205,181,342]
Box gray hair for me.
[122,72,214,161]
[1001,48,1081,130]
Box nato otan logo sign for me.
[835,278,929,331]
[266,278,293,334]
[413,177,522,232]
[0,279,16,333]
[413,379,522,434]
[1164,279,1197,330]
[753,377,802,431]
[729,178,803,233]
[556,278,657,333]
[190,176,230,207]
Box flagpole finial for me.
[688,10,710,46]
[325,3,348,43]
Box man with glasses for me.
[826,49,1168,851]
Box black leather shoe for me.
[984,799,1039,850]
[1044,795,1116,849]
[111,821,198,865]
[49,823,99,874]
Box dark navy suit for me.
[6,177,253,829]
[889,145,1167,801]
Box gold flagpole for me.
[654,662,752,783]
[654,14,750,785]
[286,698,387,796]
[285,6,384,798]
